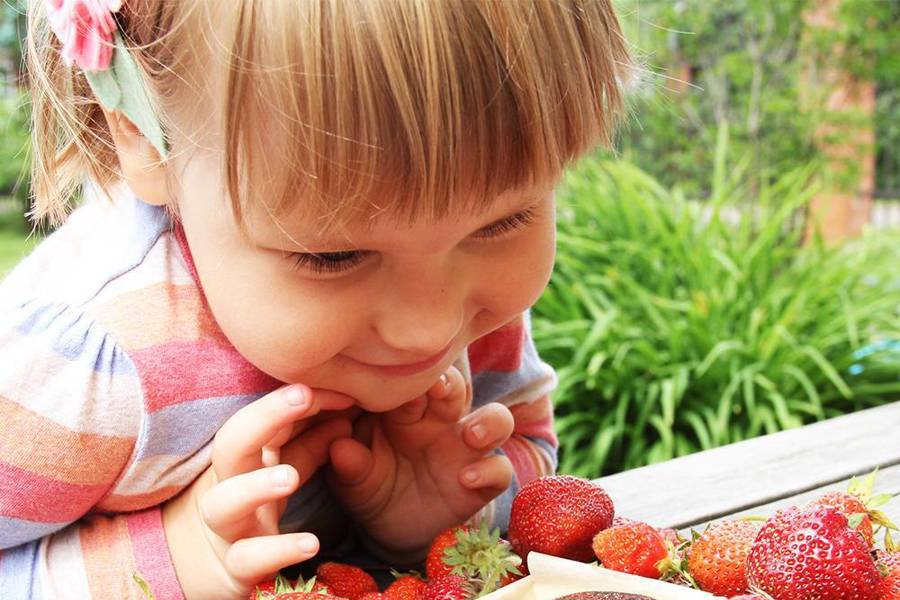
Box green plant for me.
[535,151,900,477]
[0,91,31,202]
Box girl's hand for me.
[161,384,354,600]
[326,366,515,561]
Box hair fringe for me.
[26,0,635,231]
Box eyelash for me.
[290,207,539,275]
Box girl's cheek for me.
[201,260,365,381]
[473,224,556,315]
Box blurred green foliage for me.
[535,131,900,477]
[0,91,30,202]
[614,0,900,197]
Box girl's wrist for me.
[161,469,232,600]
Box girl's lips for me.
[348,344,452,376]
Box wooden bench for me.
[594,400,900,534]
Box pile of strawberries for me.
[250,520,524,600]
[584,471,900,600]
[139,473,900,600]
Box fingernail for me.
[439,372,450,389]
[470,422,486,442]
[463,469,479,484]
[272,466,292,487]
[285,385,307,408]
[297,534,318,554]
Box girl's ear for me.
[100,106,170,207]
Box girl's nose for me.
[374,267,466,359]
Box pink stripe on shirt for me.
[126,509,185,600]
[468,317,525,375]
[0,461,106,523]
[129,339,280,412]
[501,435,540,486]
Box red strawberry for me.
[876,550,900,600]
[508,475,615,565]
[686,519,760,596]
[498,570,523,588]
[810,491,875,546]
[746,506,880,600]
[419,574,473,600]
[437,521,522,595]
[809,471,898,549]
[250,574,336,599]
[357,594,384,600]
[383,575,427,600]
[426,526,469,580]
[251,577,280,598]
[315,563,378,600]
[272,594,347,600]
[591,519,669,579]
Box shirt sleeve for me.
[0,300,184,600]
[464,309,559,535]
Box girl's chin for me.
[347,384,431,413]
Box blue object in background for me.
[848,339,900,377]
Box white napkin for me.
[481,552,725,600]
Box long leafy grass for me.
[0,201,37,278]
[535,153,900,477]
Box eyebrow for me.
[265,190,550,253]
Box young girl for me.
[0,1,631,598]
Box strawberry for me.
[498,570,523,588]
[251,577,280,598]
[809,471,898,549]
[315,563,378,600]
[591,519,669,579]
[746,506,880,600]
[686,519,760,596]
[273,594,347,599]
[383,575,427,600]
[250,574,337,599]
[419,574,473,600]
[438,521,522,595]
[426,526,469,580]
[357,595,384,600]
[508,475,615,565]
[810,491,875,546]
[876,550,900,600]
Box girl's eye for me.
[288,206,538,274]
[290,250,369,274]
[473,207,539,239]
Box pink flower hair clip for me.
[44,0,169,158]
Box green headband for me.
[86,32,169,159]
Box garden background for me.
[1,0,898,478]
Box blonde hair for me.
[27,0,633,229]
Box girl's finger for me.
[201,464,299,543]
[326,423,396,516]
[383,394,428,426]
[328,436,374,486]
[458,454,514,500]
[225,532,320,591]
[212,384,318,481]
[425,366,468,423]
[461,403,515,452]
[279,417,354,480]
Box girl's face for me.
[174,153,557,412]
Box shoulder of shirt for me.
[0,182,198,345]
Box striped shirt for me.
[0,187,558,599]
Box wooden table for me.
[301,401,900,589]
[594,401,900,537]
